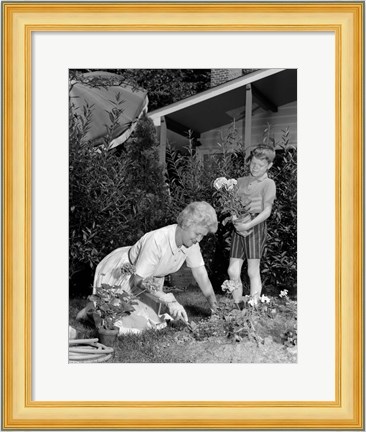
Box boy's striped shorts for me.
[230,220,267,259]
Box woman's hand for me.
[208,299,219,314]
[237,229,253,237]
[168,301,188,322]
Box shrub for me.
[122,114,171,240]
[69,137,132,292]
[262,143,297,294]
[69,78,170,295]
[164,125,245,290]
[166,124,297,295]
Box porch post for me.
[158,116,167,166]
[244,84,252,150]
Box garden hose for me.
[69,338,114,363]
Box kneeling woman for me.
[77,201,218,334]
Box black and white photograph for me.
[68,68,298,363]
[3,0,364,429]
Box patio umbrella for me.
[70,71,149,149]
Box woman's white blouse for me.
[129,224,205,278]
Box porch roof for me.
[148,68,297,134]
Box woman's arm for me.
[190,266,218,312]
[129,273,144,290]
[130,274,188,322]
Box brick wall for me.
[210,68,243,87]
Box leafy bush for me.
[262,144,297,294]
[163,124,248,288]
[165,124,297,296]
[69,78,170,295]
[69,94,131,287]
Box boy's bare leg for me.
[247,259,262,301]
[228,257,244,303]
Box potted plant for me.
[87,285,138,346]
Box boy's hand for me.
[233,220,251,232]
[233,219,253,237]
[237,229,253,237]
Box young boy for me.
[228,146,276,305]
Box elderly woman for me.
[77,201,218,334]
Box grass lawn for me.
[69,286,213,362]
[69,285,297,363]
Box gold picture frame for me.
[2,2,364,429]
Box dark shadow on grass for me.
[184,304,210,318]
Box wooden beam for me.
[158,116,167,166]
[165,116,200,139]
[244,84,252,149]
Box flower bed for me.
[186,292,297,347]
[70,287,297,363]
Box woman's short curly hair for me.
[177,201,218,233]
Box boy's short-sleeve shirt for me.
[129,224,205,279]
[237,173,276,214]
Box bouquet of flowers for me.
[213,177,250,226]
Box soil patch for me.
[155,330,297,364]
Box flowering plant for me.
[248,294,271,307]
[279,289,289,299]
[88,285,138,330]
[213,177,250,226]
[221,279,242,294]
[86,265,163,330]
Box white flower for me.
[213,177,228,190]
[221,279,241,293]
[248,298,255,307]
[260,295,270,304]
[111,298,121,306]
[225,178,238,191]
[279,289,289,298]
